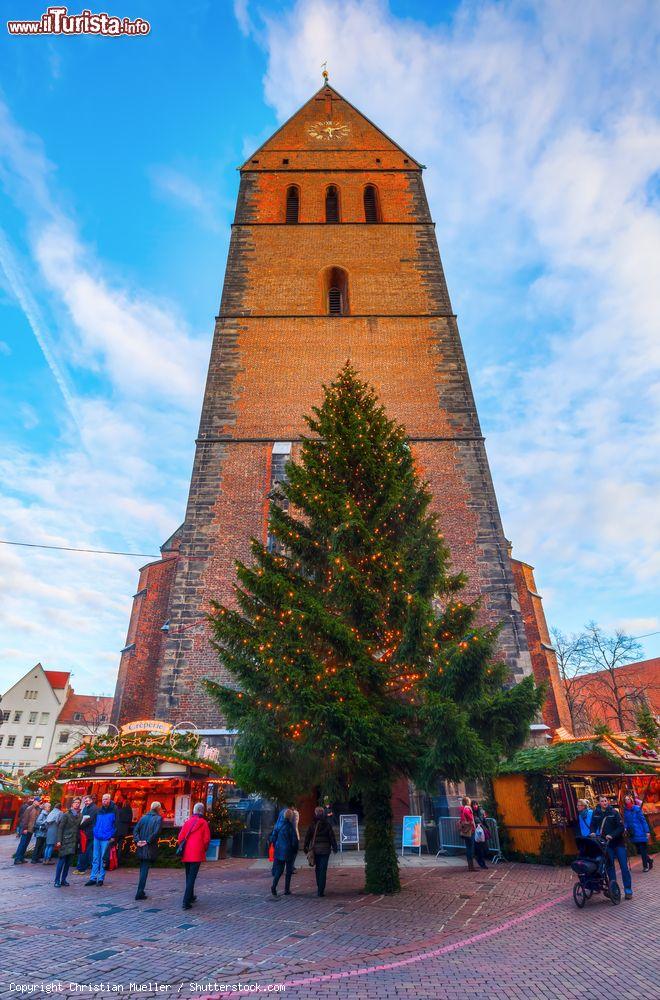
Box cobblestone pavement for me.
[0,837,656,999]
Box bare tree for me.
[69,698,112,744]
[552,623,655,734]
[552,628,592,734]
[580,622,647,731]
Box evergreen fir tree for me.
[635,702,658,748]
[206,365,543,894]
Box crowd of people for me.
[11,790,653,906]
[12,792,211,909]
[576,792,653,899]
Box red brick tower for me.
[112,83,533,730]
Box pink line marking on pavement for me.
[211,890,572,996]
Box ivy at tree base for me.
[362,779,401,895]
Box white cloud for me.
[243,0,660,622]
[0,98,205,694]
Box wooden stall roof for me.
[499,737,658,777]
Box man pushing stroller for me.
[589,794,632,901]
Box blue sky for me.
[1,0,659,696]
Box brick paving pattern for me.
[0,838,656,998]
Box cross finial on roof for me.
[321,61,329,84]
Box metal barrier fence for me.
[435,816,503,864]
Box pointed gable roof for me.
[242,84,421,169]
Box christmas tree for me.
[206,365,543,893]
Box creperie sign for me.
[120,720,173,736]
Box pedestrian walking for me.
[86,793,117,886]
[458,796,476,871]
[116,799,133,864]
[54,798,82,887]
[133,801,163,900]
[471,799,489,869]
[624,794,653,872]
[177,803,211,910]
[13,798,41,864]
[577,798,593,838]
[303,806,338,897]
[76,795,98,873]
[590,794,632,899]
[43,802,63,864]
[30,799,51,864]
[269,807,299,897]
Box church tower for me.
[112,82,533,731]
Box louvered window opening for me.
[285,187,299,224]
[364,186,379,222]
[267,450,290,554]
[326,187,339,223]
[328,286,342,315]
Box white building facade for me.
[0,663,112,777]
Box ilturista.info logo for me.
[7,6,150,36]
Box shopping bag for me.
[107,845,118,871]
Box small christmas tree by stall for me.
[206,365,543,894]
[208,787,245,841]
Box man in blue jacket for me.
[86,793,117,886]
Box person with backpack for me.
[624,794,653,873]
[177,803,211,910]
[133,801,163,900]
[590,794,632,899]
[471,800,489,870]
[269,808,299,897]
[459,796,476,871]
[54,798,82,887]
[30,798,51,864]
[303,806,338,897]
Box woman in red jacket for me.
[177,803,211,910]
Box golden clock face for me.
[308,119,350,141]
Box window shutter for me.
[328,286,342,315]
[285,187,299,224]
[325,186,339,223]
[364,186,379,223]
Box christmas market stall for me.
[493,734,659,861]
[26,720,231,836]
[0,771,25,834]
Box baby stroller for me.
[571,835,621,907]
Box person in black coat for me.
[269,808,299,897]
[116,799,134,864]
[133,802,163,900]
[75,796,98,873]
[303,807,338,897]
[590,794,632,899]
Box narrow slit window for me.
[285,186,299,224]
[324,266,349,316]
[267,442,292,555]
[364,185,380,223]
[325,185,340,223]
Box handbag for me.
[307,820,319,867]
[176,817,200,858]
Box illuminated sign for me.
[120,720,173,735]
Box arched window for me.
[364,185,381,223]
[285,186,299,224]
[324,266,349,316]
[325,185,340,223]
